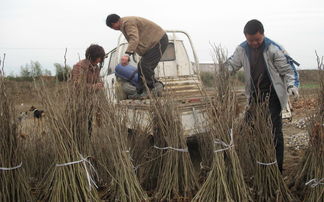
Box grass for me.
[300,83,320,89]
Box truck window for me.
[160,43,176,61]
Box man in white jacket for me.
[226,19,300,172]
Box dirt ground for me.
[282,96,318,177]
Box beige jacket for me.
[121,16,165,56]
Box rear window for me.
[160,43,176,61]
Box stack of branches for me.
[233,119,256,186]
[291,52,324,201]
[20,111,55,190]
[249,99,294,201]
[195,129,214,185]
[192,44,250,202]
[150,95,199,201]
[89,99,113,189]
[196,78,216,185]
[36,76,100,201]
[97,95,148,202]
[0,73,32,201]
[126,111,160,196]
[12,77,56,191]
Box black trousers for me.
[137,34,168,93]
[246,91,284,172]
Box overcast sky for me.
[1,0,323,75]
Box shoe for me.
[151,81,164,96]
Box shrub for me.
[54,63,71,81]
[200,72,215,87]
[235,71,245,83]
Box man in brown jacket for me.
[106,14,168,98]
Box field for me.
[1,68,323,202]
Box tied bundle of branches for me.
[20,124,55,190]
[195,130,214,184]
[292,52,324,201]
[151,96,199,201]
[126,112,160,195]
[36,75,100,201]
[0,69,32,201]
[192,44,250,202]
[249,99,294,202]
[192,121,233,202]
[233,119,257,185]
[97,97,148,202]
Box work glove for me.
[287,85,299,99]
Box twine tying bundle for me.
[56,155,98,190]
[153,145,188,152]
[305,178,324,188]
[214,129,234,153]
[256,160,277,166]
[0,162,22,171]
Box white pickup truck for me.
[100,30,292,137]
[100,30,209,137]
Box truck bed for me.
[118,76,247,136]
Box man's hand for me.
[123,52,133,62]
[287,85,299,99]
[125,51,134,56]
[93,82,104,90]
[96,82,104,88]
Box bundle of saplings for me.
[249,100,294,202]
[97,96,148,202]
[192,44,250,202]
[0,75,32,202]
[36,78,100,201]
[291,53,324,201]
[126,112,161,196]
[151,96,199,201]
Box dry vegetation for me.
[289,52,324,202]
[0,67,32,202]
[0,51,323,202]
[192,45,250,202]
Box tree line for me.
[7,61,71,81]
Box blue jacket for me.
[115,64,139,87]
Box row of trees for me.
[20,61,52,78]
[53,63,71,81]
[13,61,71,81]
